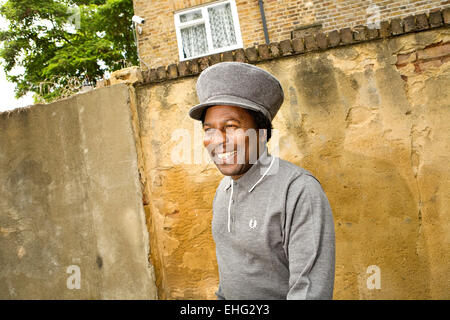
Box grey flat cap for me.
[189,62,284,122]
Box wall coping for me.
[119,8,450,87]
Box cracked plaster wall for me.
[135,28,450,299]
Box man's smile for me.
[217,150,237,160]
[213,150,239,165]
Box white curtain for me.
[181,24,208,58]
[180,10,202,23]
[208,3,237,49]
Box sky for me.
[0,4,35,112]
[0,67,35,113]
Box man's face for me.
[203,105,263,179]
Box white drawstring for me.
[227,179,234,233]
[248,156,275,193]
[226,155,275,233]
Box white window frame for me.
[174,0,243,61]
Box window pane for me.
[208,3,237,49]
[180,24,208,58]
[179,10,202,23]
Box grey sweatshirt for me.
[212,148,335,300]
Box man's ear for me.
[258,129,268,155]
[259,128,267,143]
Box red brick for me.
[245,47,258,62]
[235,49,247,62]
[340,28,353,44]
[156,66,167,80]
[178,61,189,77]
[397,52,417,65]
[403,15,416,33]
[140,70,149,84]
[316,32,328,49]
[415,13,429,30]
[190,59,201,75]
[380,20,392,38]
[167,64,178,79]
[442,55,450,64]
[279,39,293,55]
[269,42,281,57]
[198,57,210,71]
[222,51,234,62]
[148,68,158,82]
[444,8,450,25]
[417,59,442,71]
[258,44,271,60]
[353,25,368,42]
[292,37,305,53]
[328,30,341,47]
[417,42,450,60]
[429,10,443,27]
[209,53,221,65]
[304,35,318,51]
[391,18,404,35]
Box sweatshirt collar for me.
[224,147,276,193]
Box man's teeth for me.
[217,151,236,159]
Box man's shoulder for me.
[274,157,321,185]
[275,158,329,207]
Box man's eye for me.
[225,124,237,129]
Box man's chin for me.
[215,163,244,177]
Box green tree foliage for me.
[0,0,138,102]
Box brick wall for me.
[133,0,450,71]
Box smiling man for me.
[189,62,335,300]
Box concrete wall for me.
[0,84,157,299]
[134,28,450,299]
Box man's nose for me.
[209,129,229,145]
